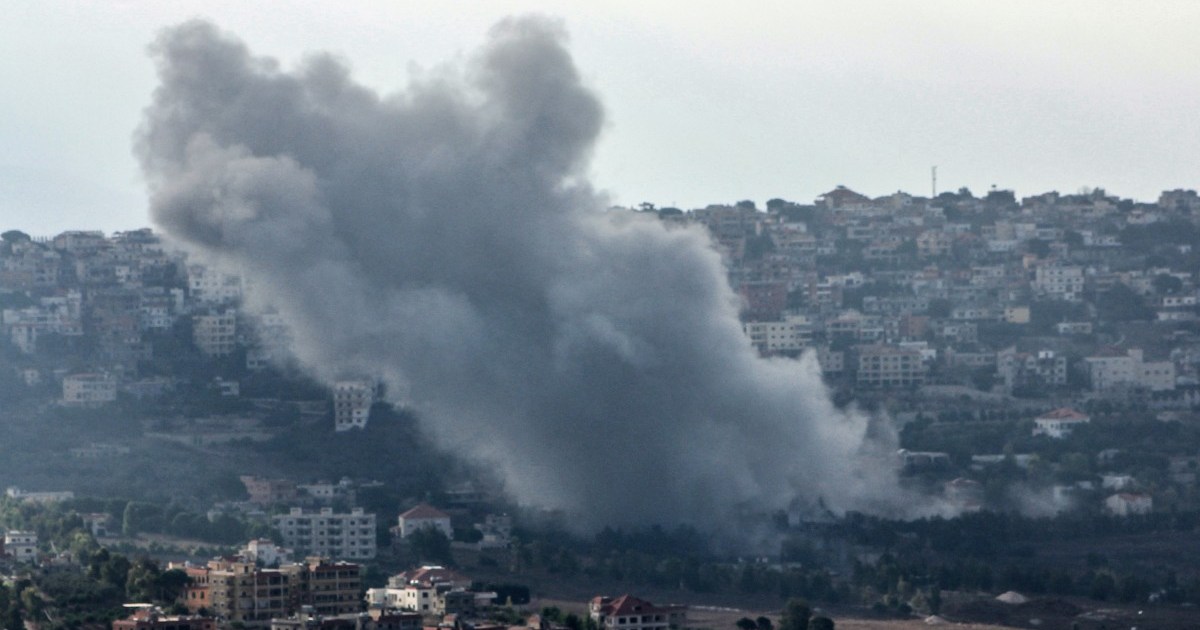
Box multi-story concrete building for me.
[205,560,294,625]
[334,380,374,431]
[273,507,377,560]
[3,530,37,562]
[1033,264,1085,301]
[297,559,364,616]
[1138,360,1177,392]
[240,475,299,505]
[742,316,812,354]
[1,291,84,353]
[1085,348,1175,392]
[855,344,926,388]
[997,348,1067,394]
[365,567,487,616]
[62,372,118,406]
[193,309,238,357]
[184,557,362,625]
[187,263,244,304]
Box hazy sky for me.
[3,1,1199,234]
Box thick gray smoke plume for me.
[138,18,920,528]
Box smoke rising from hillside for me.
[138,18,922,528]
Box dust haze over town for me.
[3,4,1200,630]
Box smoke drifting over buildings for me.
[137,18,920,528]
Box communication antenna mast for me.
[931,166,938,198]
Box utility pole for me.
[931,166,938,198]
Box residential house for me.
[334,380,375,432]
[1105,493,1152,516]
[1033,408,1091,438]
[396,504,453,540]
[3,530,37,562]
[589,595,687,630]
[62,372,117,406]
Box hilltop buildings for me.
[179,556,362,624]
[272,507,377,561]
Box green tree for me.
[1025,239,1051,257]
[780,598,811,630]
[1096,284,1152,322]
[927,298,953,319]
[126,557,162,602]
[19,587,42,620]
[408,528,454,565]
[1153,273,1183,295]
[809,618,834,630]
[755,617,774,630]
[122,502,163,535]
[1,230,30,243]
[1089,573,1116,601]
[737,618,758,630]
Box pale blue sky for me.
[3,1,1199,234]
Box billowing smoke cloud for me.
[138,18,921,529]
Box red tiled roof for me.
[399,565,469,587]
[1037,408,1089,421]
[400,504,450,520]
[596,595,680,617]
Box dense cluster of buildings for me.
[0,228,379,430]
[659,186,1200,401]
[646,186,1200,518]
[5,184,1200,536]
[176,553,364,623]
[6,186,1200,419]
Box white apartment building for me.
[742,316,812,354]
[272,507,376,560]
[241,539,290,566]
[816,347,845,376]
[193,310,238,357]
[368,583,437,613]
[333,380,374,431]
[62,372,118,406]
[1085,348,1175,392]
[4,530,37,562]
[1105,493,1152,516]
[2,291,84,354]
[6,487,75,503]
[856,345,926,388]
[1033,264,1085,301]
[187,263,243,304]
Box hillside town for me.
[6,185,1200,510]
[5,184,1200,628]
